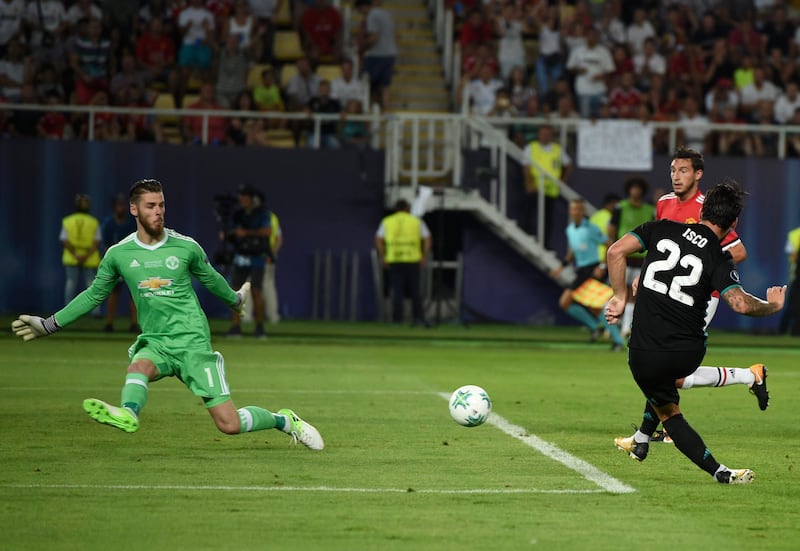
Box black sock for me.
[639,402,660,437]
[663,414,721,476]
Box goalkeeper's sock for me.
[682,366,755,389]
[237,406,285,433]
[120,373,149,416]
[662,414,720,476]
[638,402,660,441]
[565,304,599,331]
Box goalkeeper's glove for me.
[233,282,250,316]
[11,315,61,342]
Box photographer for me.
[225,185,272,339]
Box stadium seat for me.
[275,0,292,28]
[154,93,178,126]
[266,129,296,148]
[274,31,304,62]
[316,64,342,83]
[280,63,299,87]
[181,94,200,109]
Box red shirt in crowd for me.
[136,32,176,70]
[301,5,343,55]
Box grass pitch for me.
[1,319,799,550]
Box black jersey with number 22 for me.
[628,220,742,351]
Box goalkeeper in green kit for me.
[12,179,323,450]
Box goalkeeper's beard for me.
[140,216,165,239]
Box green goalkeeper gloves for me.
[11,315,61,341]
[233,282,250,316]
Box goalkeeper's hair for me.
[129,179,163,206]
[701,177,747,231]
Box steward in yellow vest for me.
[61,195,101,268]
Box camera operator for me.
[225,185,272,338]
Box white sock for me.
[633,430,650,444]
[684,366,755,388]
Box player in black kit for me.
[605,179,786,484]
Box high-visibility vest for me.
[528,142,562,198]
[62,212,101,267]
[269,211,281,258]
[382,211,422,263]
[589,209,611,261]
[788,226,800,278]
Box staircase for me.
[385,0,450,112]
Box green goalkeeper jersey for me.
[54,229,238,348]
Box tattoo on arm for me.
[723,287,776,317]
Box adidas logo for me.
[130,259,140,268]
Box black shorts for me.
[570,263,599,290]
[628,347,706,407]
[231,265,265,290]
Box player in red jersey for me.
[616,147,768,451]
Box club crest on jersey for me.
[138,277,174,290]
[166,255,180,270]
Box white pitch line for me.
[0,483,603,495]
[438,393,636,495]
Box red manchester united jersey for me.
[656,189,741,250]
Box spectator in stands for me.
[521,123,571,249]
[305,78,341,148]
[774,81,800,124]
[248,0,283,64]
[713,104,752,157]
[566,26,614,118]
[331,58,366,106]
[355,0,397,111]
[594,1,625,48]
[300,0,343,64]
[762,6,794,57]
[110,51,148,98]
[34,62,65,100]
[216,33,251,108]
[459,8,493,52]
[65,0,101,34]
[692,10,726,60]
[0,37,30,102]
[284,56,320,111]
[733,53,755,90]
[5,83,40,136]
[83,89,129,141]
[507,65,534,115]
[633,36,665,93]
[625,7,655,56]
[461,62,503,115]
[462,42,498,82]
[750,100,779,157]
[765,46,792,90]
[531,1,563,98]
[660,4,695,54]
[540,76,571,113]
[120,83,157,142]
[704,77,739,121]
[607,71,642,119]
[183,82,229,145]
[339,98,368,147]
[0,0,24,58]
[135,0,171,36]
[37,90,69,139]
[102,0,138,46]
[70,18,111,105]
[226,0,262,61]
[135,17,177,92]
[702,38,736,93]
[227,90,271,146]
[609,43,634,87]
[510,94,542,147]
[667,42,705,99]
[495,2,525,80]
[177,0,216,81]
[740,66,780,119]
[677,94,711,153]
[727,17,762,58]
[25,0,68,74]
[253,65,285,117]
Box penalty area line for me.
[438,393,636,495]
[0,483,603,495]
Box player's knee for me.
[127,359,158,380]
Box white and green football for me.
[449,385,492,427]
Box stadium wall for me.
[1,141,797,331]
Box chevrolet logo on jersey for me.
[138,277,174,290]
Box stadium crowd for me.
[3,0,800,155]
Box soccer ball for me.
[449,385,492,427]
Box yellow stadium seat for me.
[280,63,299,87]
[274,31,304,62]
[316,64,342,83]
[154,93,178,126]
[181,94,200,109]
[266,129,296,148]
[275,0,292,28]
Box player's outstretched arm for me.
[11,315,61,341]
[722,285,786,317]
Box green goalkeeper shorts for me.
[128,337,232,408]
